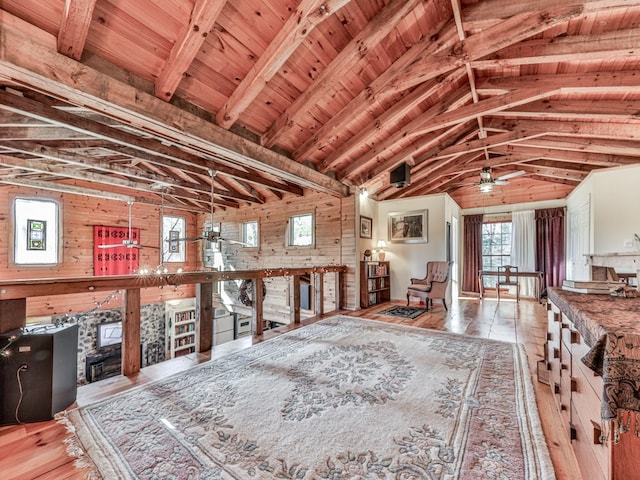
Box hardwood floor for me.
[0,297,582,479]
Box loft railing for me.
[0,265,349,376]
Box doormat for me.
[379,305,427,319]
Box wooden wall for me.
[0,186,199,318]
[0,186,357,321]
[199,190,357,319]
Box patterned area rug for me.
[379,305,427,319]
[62,316,554,479]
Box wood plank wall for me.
[0,185,198,318]
[198,190,357,319]
[0,186,357,321]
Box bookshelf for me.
[166,299,197,358]
[360,261,391,308]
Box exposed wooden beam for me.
[0,90,303,196]
[155,0,226,101]
[57,0,97,61]
[263,0,425,147]
[216,0,350,129]
[489,144,640,167]
[477,71,640,94]
[472,28,640,69]
[0,177,133,201]
[485,118,640,141]
[0,18,350,196]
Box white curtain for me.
[511,210,536,297]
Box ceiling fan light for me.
[479,182,493,193]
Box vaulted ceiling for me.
[0,0,639,213]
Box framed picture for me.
[388,209,428,243]
[360,216,373,239]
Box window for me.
[162,215,186,263]
[289,213,314,247]
[14,198,59,264]
[242,220,259,248]
[481,222,512,288]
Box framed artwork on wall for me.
[360,216,373,239]
[388,209,428,243]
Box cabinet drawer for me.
[571,401,608,480]
[572,334,604,397]
[572,374,608,475]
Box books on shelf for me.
[367,262,388,277]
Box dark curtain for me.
[535,207,566,295]
[462,214,483,293]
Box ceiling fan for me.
[167,170,249,247]
[478,167,526,193]
[98,200,142,249]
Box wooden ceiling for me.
[1,0,639,212]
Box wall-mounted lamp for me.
[359,187,368,199]
[376,240,386,260]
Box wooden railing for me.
[0,265,348,377]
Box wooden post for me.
[0,298,26,333]
[315,272,324,316]
[121,288,141,376]
[290,275,301,324]
[252,278,264,336]
[197,282,214,352]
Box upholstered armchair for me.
[406,261,451,311]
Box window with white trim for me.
[14,198,59,264]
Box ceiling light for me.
[479,183,493,193]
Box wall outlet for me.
[624,239,633,248]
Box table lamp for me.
[376,240,386,261]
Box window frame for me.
[288,213,315,248]
[162,214,186,263]
[481,220,512,288]
[241,220,259,248]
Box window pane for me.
[14,198,59,264]
[480,221,512,283]
[290,214,313,246]
[242,221,258,247]
[162,215,186,263]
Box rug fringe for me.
[56,411,102,479]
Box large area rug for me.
[62,316,554,479]
[378,305,427,319]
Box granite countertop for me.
[548,287,640,348]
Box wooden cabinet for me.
[543,298,640,480]
[166,299,197,358]
[360,261,390,308]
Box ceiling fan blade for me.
[495,170,526,182]
[494,180,510,185]
[224,238,250,246]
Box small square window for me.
[289,213,314,247]
[242,220,259,248]
[14,198,59,264]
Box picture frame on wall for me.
[360,216,373,239]
[388,209,428,243]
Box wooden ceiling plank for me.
[493,98,640,121]
[0,19,349,196]
[317,71,465,173]
[515,136,640,158]
[216,0,350,129]
[57,0,97,61]
[517,164,590,181]
[477,71,640,93]
[344,87,553,179]
[155,0,226,101]
[263,0,425,148]
[489,144,640,166]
